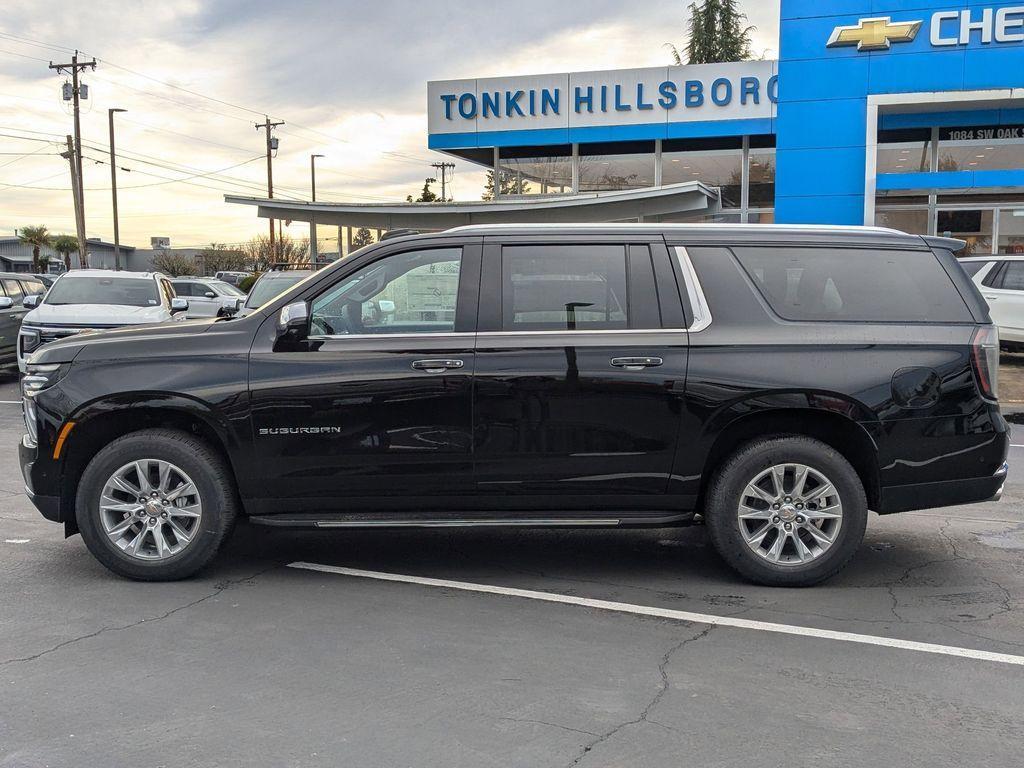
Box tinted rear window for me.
[733,247,972,323]
[958,260,991,278]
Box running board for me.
[248,514,693,529]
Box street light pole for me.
[108,108,126,270]
[310,153,325,263]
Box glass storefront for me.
[748,137,776,209]
[876,208,930,235]
[662,138,743,208]
[938,126,1024,172]
[578,141,656,192]
[497,145,572,195]
[877,129,932,174]
[999,209,1024,254]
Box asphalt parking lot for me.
[1,374,1022,768]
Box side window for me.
[733,246,972,323]
[172,282,192,297]
[501,245,628,331]
[2,279,24,303]
[310,248,462,336]
[160,279,176,303]
[958,260,992,279]
[982,262,1007,288]
[20,279,45,296]
[997,262,1024,291]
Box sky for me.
[0,0,780,250]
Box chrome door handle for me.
[411,359,464,373]
[611,356,663,370]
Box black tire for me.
[705,436,867,587]
[76,429,238,581]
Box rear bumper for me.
[878,462,1007,514]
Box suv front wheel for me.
[76,429,238,581]
[705,436,868,587]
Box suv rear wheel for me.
[705,436,867,587]
[76,429,237,581]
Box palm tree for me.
[51,234,79,272]
[18,225,52,273]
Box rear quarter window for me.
[732,247,972,323]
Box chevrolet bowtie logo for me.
[827,16,923,51]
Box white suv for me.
[18,270,188,370]
[961,256,1024,349]
[170,277,245,318]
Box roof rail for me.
[380,228,420,241]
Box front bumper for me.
[19,434,61,522]
[879,462,1008,514]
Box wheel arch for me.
[58,395,247,533]
[698,408,881,513]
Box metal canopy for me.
[224,181,720,231]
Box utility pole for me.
[108,108,126,270]
[431,161,455,202]
[310,153,324,263]
[255,116,284,258]
[61,135,87,269]
[49,51,96,265]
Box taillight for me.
[970,325,999,401]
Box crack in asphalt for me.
[498,717,600,738]
[0,563,279,668]
[935,520,1016,624]
[567,625,714,767]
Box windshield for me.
[44,276,160,307]
[244,273,310,309]
[209,280,245,297]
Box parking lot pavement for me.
[1,372,1023,767]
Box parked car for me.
[19,225,1006,585]
[30,273,59,288]
[0,273,47,372]
[214,271,252,287]
[239,267,316,315]
[959,256,1024,351]
[170,277,245,318]
[18,269,189,371]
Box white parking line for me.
[289,562,1024,667]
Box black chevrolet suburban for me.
[19,224,1008,585]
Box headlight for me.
[22,363,65,398]
[19,327,40,356]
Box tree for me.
[152,250,199,277]
[351,227,374,248]
[18,225,51,273]
[198,242,249,275]
[51,234,78,272]
[406,178,439,203]
[667,0,754,65]
[481,170,531,200]
[241,234,310,272]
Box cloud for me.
[0,0,780,246]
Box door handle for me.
[411,359,464,373]
[610,356,663,371]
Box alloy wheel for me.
[736,462,843,566]
[98,459,203,561]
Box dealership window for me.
[876,129,932,174]
[999,209,1024,254]
[748,136,776,210]
[937,125,1024,172]
[497,144,572,195]
[937,209,995,255]
[662,137,742,208]
[876,208,930,235]
[578,141,655,192]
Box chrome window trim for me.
[313,331,475,341]
[674,246,713,333]
[313,328,688,342]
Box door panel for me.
[472,241,687,500]
[0,280,26,363]
[247,244,480,512]
[981,260,1024,342]
[473,331,687,496]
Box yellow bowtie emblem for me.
[827,17,923,51]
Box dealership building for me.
[230,1,1024,255]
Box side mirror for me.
[0,297,12,310]
[378,299,396,315]
[204,291,217,299]
[170,297,189,314]
[217,298,243,318]
[22,294,40,309]
[277,301,309,337]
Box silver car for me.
[170,277,245,318]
